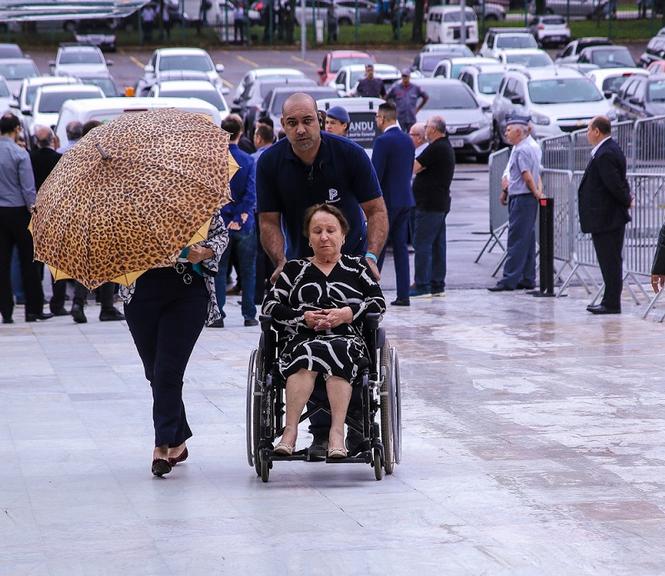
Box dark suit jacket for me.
[652,224,665,274]
[371,125,415,212]
[30,147,62,192]
[577,138,631,234]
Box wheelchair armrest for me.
[259,315,273,333]
[364,313,382,331]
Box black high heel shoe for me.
[151,458,172,477]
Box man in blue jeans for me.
[411,115,455,297]
[211,114,257,328]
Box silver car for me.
[413,78,492,162]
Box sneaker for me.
[431,284,445,297]
[244,318,259,327]
[390,298,410,306]
[99,307,125,321]
[409,287,431,298]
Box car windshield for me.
[421,54,446,72]
[442,9,476,21]
[259,80,312,98]
[59,51,104,65]
[505,52,553,67]
[542,16,565,25]
[159,55,213,72]
[0,62,37,80]
[590,48,634,68]
[81,77,117,97]
[271,89,336,113]
[330,56,372,73]
[496,35,537,49]
[478,72,504,94]
[427,46,473,57]
[601,75,634,93]
[648,80,665,102]
[160,89,227,110]
[38,91,101,113]
[528,78,603,104]
[421,84,477,109]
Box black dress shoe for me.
[151,458,172,477]
[71,304,87,324]
[208,319,224,328]
[2,316,13,324]
[390,298,410,306]
[49,306,70,316]
[25,312,54,322]
[244,318,259,326]
[589,305,621,315]
[307,434,328,459]
[586,304,602,312]
[99,307,125,321]
[517,282,535,289]
[488,284,514,292]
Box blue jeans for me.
[413,209,447,292]
[215,226,257,320]
[500,194,537,289]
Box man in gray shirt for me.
[489,114,543,292]
[0,113,52,323]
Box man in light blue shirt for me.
[0,113,52,323]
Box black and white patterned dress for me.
[262,255,386,382]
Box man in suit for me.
[578,115,632,315]
[372,101,415,306]
[30,126,61,191]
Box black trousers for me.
[51,280,116,311]
[592,225,625,310]
[0,206,44,320]
[124,268,208,447]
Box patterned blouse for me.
[119,210,229,325]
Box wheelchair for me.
[246,313,402,482]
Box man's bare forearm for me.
[259,213,286,266]
[362,198,389,256]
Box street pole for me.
[460,0,467,45]
[355,0,359,44]
[301,0,306,58]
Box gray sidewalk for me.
[2,282,665,575]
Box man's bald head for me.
[280,92,322,161]
[282,92,318,117]
[33,125,55,149]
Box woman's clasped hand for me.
[303,307,353,331]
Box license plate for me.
[450,138,464,148]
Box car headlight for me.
[531,112,551,126]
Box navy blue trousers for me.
[500,194,537,289]
[124,268,208,447]
[413,209,447,292]
[378,206,411,300]
[215,226,257,320]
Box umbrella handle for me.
[95,143,110,160]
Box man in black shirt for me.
[355,64,386,98]
[411,115,455,297]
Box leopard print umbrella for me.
[31,108,236,290]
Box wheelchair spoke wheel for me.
[393,348,403,465]
[246,348,258,468]
[380,341,397,475]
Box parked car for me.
[577,45,635,69]
[474,2,506,20]
[0,58,39,95]
[432,57,499,80]
[294,0,338,25]
[55,97,222,149]
[420,43,474,57]
[458,62,514,109]
[232,67,306,105]
[334,0,378,24]
[0,43,24,58]
[141,48,225,92]
[613,74,665,120]
[30,83,104,133]
[73,19,117,51]
[259,85,338,129]
[318,50,374,85]
[328,63,400,97]
[585,67,648,101]
[639,34,665,68]
[0,76,17,112]
[555,37,612,64]
[317,96,384,154]
[412,78,492,161]
[491,66,615,146]
[647,60,665,75]
[528,15,570,47]
[16,76,80,116]
[479,28,538,58]
[75,72,123,97]
[49,44,112,77]
[148,80,229,119]
[135,70,218,97]
[528,0,607,18]
[496,49,554,68]
[425,6,478,46]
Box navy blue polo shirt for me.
[256,132,383,259]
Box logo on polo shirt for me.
[327,188,339,203]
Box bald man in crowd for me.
[30,126,61,192]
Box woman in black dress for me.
[262,204,386,458]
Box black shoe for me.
[345,428,367,456]
[431,284,445,297]
[390,298,410,306]
[307,434,328,459]
[99,307,125,322]
[586,304,601,312]
[49,305,70,316]
[488,284,514,292]
[516,282,535,290]
[71,304,87,324]
[2,316,13,324]
[589,305,621,315]
[208,319,224,328]
[244,318,259,326]
[151,458,172,477]
[25,312,54,322]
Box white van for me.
[426,6,478,46]
[55,97,222,149]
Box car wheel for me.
[339,17,352,25]
[485,14,497,20]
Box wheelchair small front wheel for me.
[260,451,271,483]
[373,448,384,481]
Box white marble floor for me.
[2,285,665,575]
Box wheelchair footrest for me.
[325,451,373,464]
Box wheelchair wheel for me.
[246,348,258,469]
[260,450,270,483]
[246,335,267,477]
[379,340,400,475]
[373,447,383,481]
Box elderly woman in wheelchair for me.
[261,203,386,459]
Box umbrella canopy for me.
[31,108,235,290]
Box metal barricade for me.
[542,169,573,265]
[612,120,634,162]
[572,129,593,172]
[475,147,510,263]
[541,133,572,171]
[631,115,665,174]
